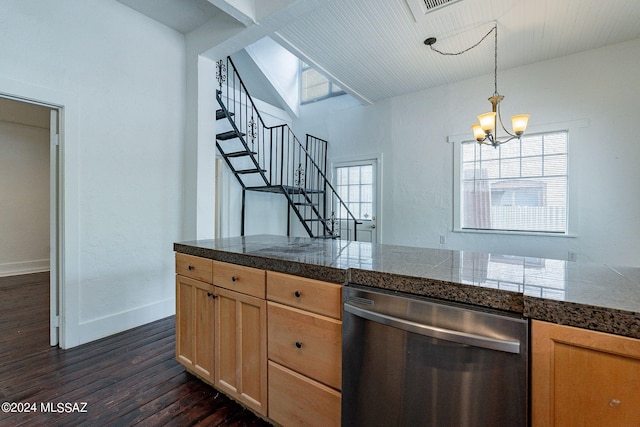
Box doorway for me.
[333,157,381,243]
[0,95,60,346]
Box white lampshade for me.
[472,124,485,142]
[511,114,530,135]
[478,112,496,133]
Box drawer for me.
[176,253,213,283]
[268,361,341,427]
[213,261,265,299]
[268,301,341,390]
[267,271,342,319]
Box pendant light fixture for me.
[425,23,530,148]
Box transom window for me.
[460,131,568,233]
[300,61,345,104]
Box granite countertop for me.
[174,235,640,339]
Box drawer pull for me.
[232,275,238,282]
[294,290,302,298]
[295,341,303,349]
[188,265,194,270]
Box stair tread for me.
[217,130,245,140]
[216,109,234,120]
[236,168,266,174]
[223,150,257,158]
[282,185,325,194]
[304,218,329,222]
[245,186,285,193]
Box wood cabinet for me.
[532,320,640,427]
[175,256,267,415]
[214,285,267,416]
[175,254,342,426]
[266,271,342,427]
[267,271,342,318]
[175,255,215,383]
[214,260,266,299]
[212,261,267,416]
[268,361,341,427]
[268,301,342,390]
[176,253,213,283]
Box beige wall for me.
[0,98,50,275]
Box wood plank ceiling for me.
[113,0,640,105]
[273,0,640,103]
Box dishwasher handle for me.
[344,302,521,354]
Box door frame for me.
[331,153,383,243]
[0,92,64,347]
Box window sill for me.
[453,228,577,238]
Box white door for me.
[49,109,59,346]
[334,159,379,243]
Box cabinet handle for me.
[609,399,621,407]
[207,292,217,299]
[188,265,194,270]
[295,341,303,349]
[294,290,302,298]
[231,276,238,282]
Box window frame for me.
[451,120,587,237]
[334,161,376,222]
[299,61,345,104]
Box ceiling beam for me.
[207,0,255,26]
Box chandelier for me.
[425,23,530,148]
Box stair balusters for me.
[215,56,360,241]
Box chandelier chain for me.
[493,24,498,95]
[427,24,497,57]
[426,22,529,147]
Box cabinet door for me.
[175,275,215,382]
[532,320,640,427]
[214,286,267,416]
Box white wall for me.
[294,38,640,267]
[0,0,186,347]
[0,121,49,275]
[215,97,294,238]
[245,37,300,117]
[184,15,247,241]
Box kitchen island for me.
[174,234,640,427]
[175,234,640,338]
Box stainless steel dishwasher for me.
[342,285,528,427]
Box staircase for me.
[214,57,360,240]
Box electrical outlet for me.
[439,235,446,244]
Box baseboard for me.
[75,298,175,347]
[0,259,50,277]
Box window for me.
[335,164,374,221]
[300,61,345,104]
[459,131,568,233]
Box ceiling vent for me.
[423,0,463,12]
[406,0,463,20]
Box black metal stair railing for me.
[215,56,360,240]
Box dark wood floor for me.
[0,272,272,426]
